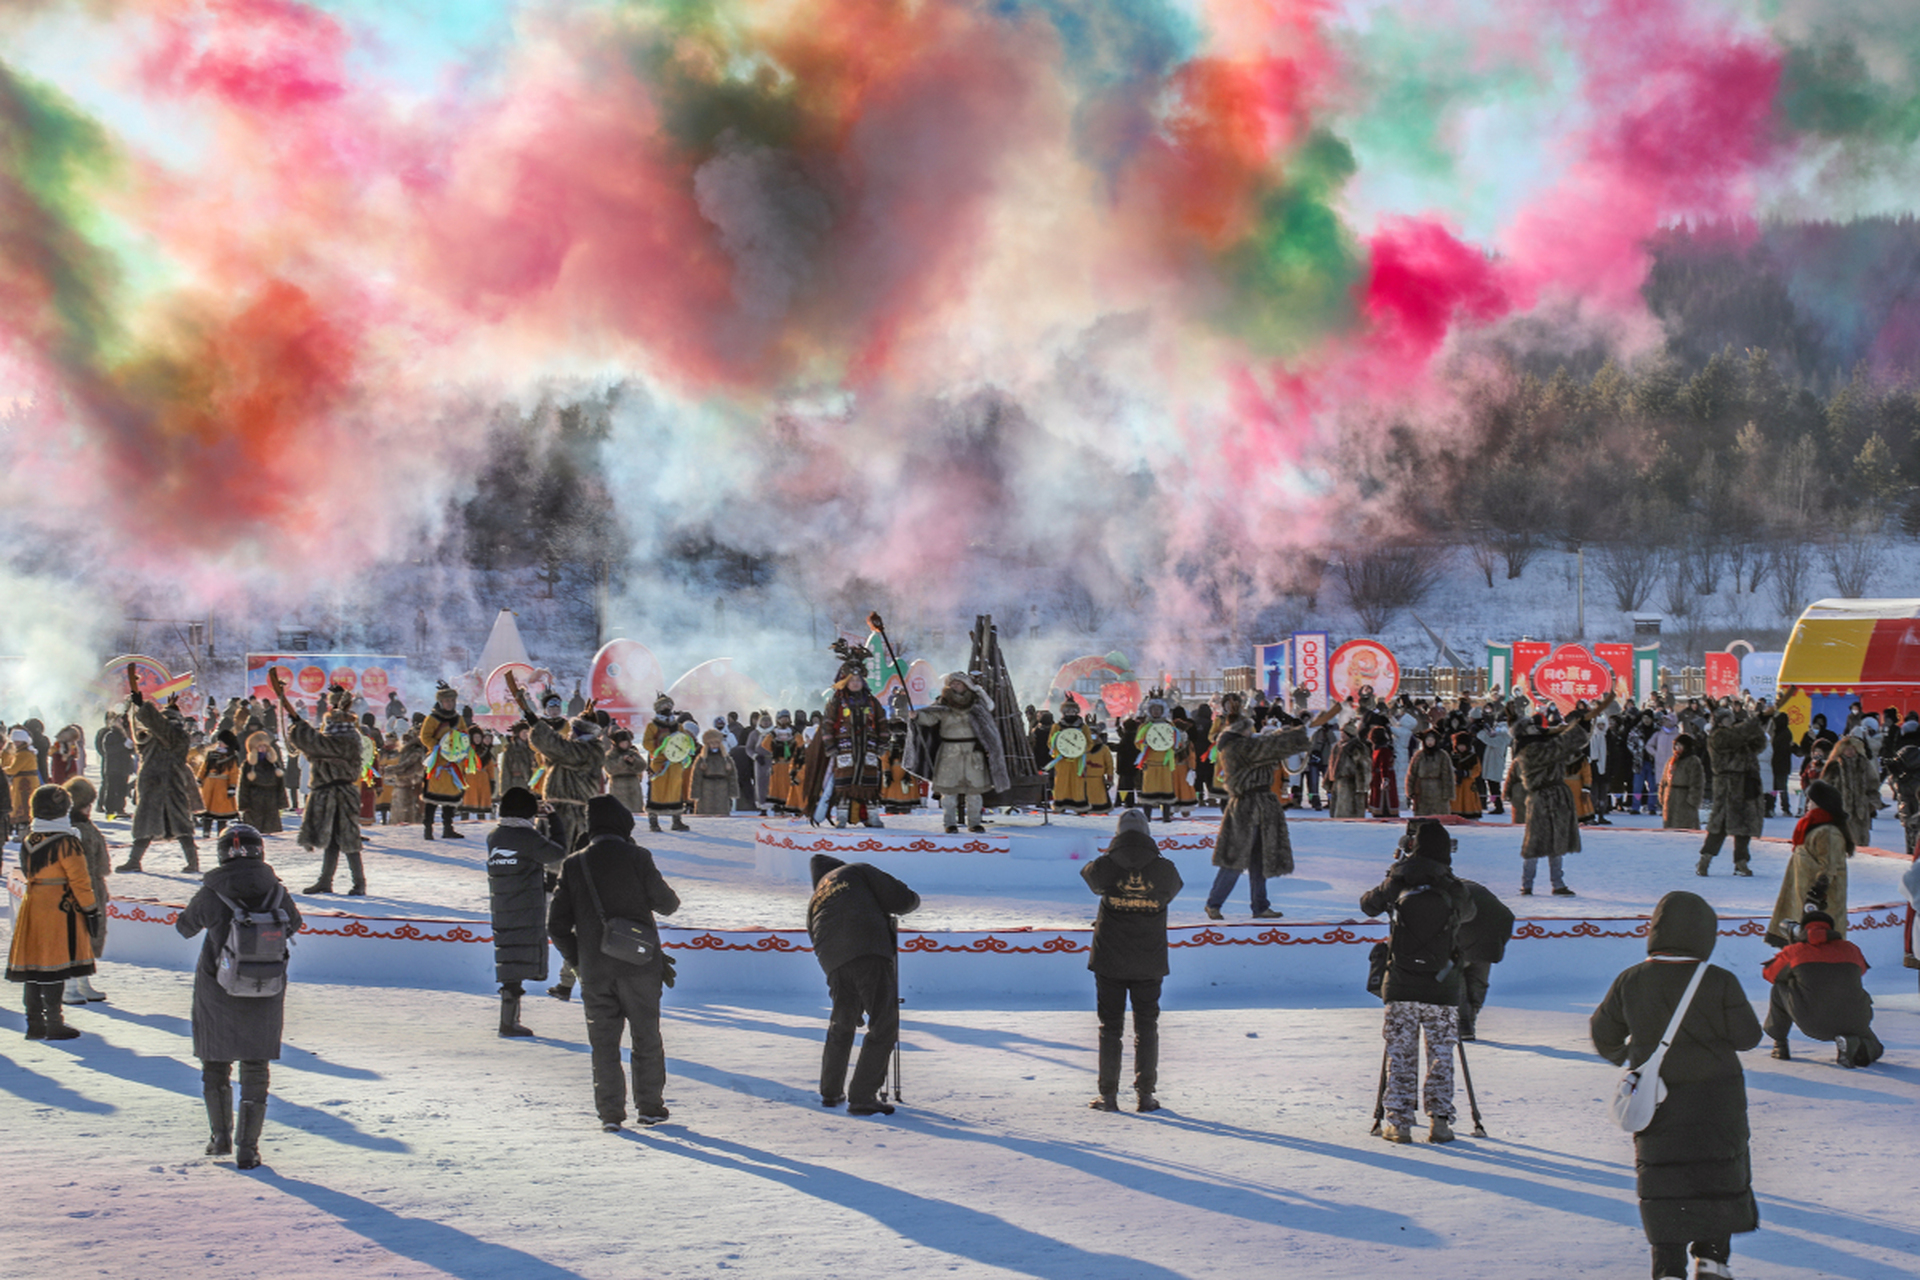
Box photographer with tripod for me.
[1360,819,1476,1144]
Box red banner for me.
[1328,639,1400,702]
[1595,643,1635,700]
[1529,643,1615,714]
[1704,652,1741,699]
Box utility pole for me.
[1575,542,1586,639]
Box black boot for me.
[23,985,46,1040]
[423,814,435,842]
[648,813,661,833]
[204,1081,234,1156]
[441,812,465,839]
[39,986,80,1041]
[181,839,200,873]
[671,813,689,832]
[499,991,532,1037]
[235,1100,266,1170]
[116,839,148,873]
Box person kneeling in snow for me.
[1762,879,1883,1068]
[1359,820,1475,1144]
[1082,808,1183,1113]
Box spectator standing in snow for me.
[174,824,303,1169]
[1359,820,1475,1144]
[1660,735,1706,829]
[1404,730,1454,817]
[487,787,569,1038]
[1082,809,1183,1113]
[60,778,111,1006]
[807,853,920,1116]
[1591,891,1762,1280]
[548,795,682,1132]
[1476,715,1510,815]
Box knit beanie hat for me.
[499,786,540,820]
[586,794,634,838]
[1115,808,1152,838]
[1412,819,1452,865]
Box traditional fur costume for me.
[121,695,202,872]
[644,695,696,830]
[198,730,242,830]
[762,713,806,814]
[531,715,608,850]
[236,732,285,835]
[418,682,474,839]
[804,642,892,828]
[908,670,1011,833]
[1327,721,1372,819]
[1700,709,1768,873]
[1048,696,1113,814]
[9,787,98,1040]
[692,729,740,815]
[605,730,649,814]
[1212,719,1312,882]
[1130,696,1195,821]
[284,688,369,894]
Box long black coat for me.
[806,856,920,976]
[1458,880,1516,965]
[548,834,680,984]
[1081,827,1183,980]
[487,820,568,984]
[175,859,303,1063]
[1591,893,1763,1244]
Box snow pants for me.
[581,968,666,1124]
[821,954,897,1106]
[1095,975,1161,1098]
[1382,1000,1456,1126]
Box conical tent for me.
[474,609,532,678]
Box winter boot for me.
[441,812,465,839]
[548,983,573,1002]
[1732,862,1753,877]
[204,1080,234,1156]
[1693,1260,1733,1280]
[181,839,200,873]
[1088,1093,1119,1112]
[1252,907,1285,918]
[23,985,46,1040]
[39,986,81,1041]
[1161,804,1174,823]
[1835,1035,1859,1068]
[649,813,661,833]
[848,1099,895,1116]
[116,840,147,873]
[1771,1040,1791,1061]
[1380,1120,1414,1144]
[80,976,106,1002]
[1428,1116,1455,1143]
[1695,857,1712,877]
[1136,1093,1162,1113]
[1204,905,1224,921]
[63,979,88,1006]
[1905,954,1920,971]
[423,816,436,842]
[671,814,690,832]
[499,991,533,1038]
[235,1100,266,1170]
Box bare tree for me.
[1338,545,1447,633]
[1822,523,1884,598]
[1594,539,1666,613]
[1768,539,1814,622]
[1466,537,1499,589]
[1055,577,1113,638]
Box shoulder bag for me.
[580,851,661,969]
[1609,959,1708,1133]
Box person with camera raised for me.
[1359,819,1475,1144]
[1762,877,1882,1067]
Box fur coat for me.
[129,699,200,842]
[906,700,1010,796]
[1213,726,1309,876]
[1405,745,1456,817]
[1516,723,1589,860]
[1705,718,1768,839]
[1820,747,1879,849]
[1328,731,1372,818]
[1661,751,1706,829]
[286,714,366,855]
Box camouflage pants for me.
[1382,1001,1457,1126]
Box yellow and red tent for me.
[1777,599,1920,735]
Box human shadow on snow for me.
[260,1173,586,1280]
[655,1129,1196,1280]
[900,1109,1442,1246]
[0,1051,119,1114]
[39,1035,408,1153]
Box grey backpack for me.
[214,886,293,997]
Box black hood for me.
[1107,829,1160,872]
[809,854,846,888]
[1647,890,1717,959]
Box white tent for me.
[474,609,532,678]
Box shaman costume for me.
[803,641,892,829]
[119,694,202,873]
[907,670,1011,834]
[1132,697,1196,822]
[417,682,475,840]
[1048,696,1114,815]
[643,695,696,833]
[763,711,806,815]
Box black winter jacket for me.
[175,859,303,1063]
[1359,853,1476,1005]
[488,820,569,983]
[807,855,919,975]
[1081,829,1183,980]
[1458,880,1516,965]
[548,835,680,982]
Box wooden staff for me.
[503,669,539,722]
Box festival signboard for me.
[1528,643,1614,714]
[1704,651,1741,700]
[905,659,938,710]
[1291,632,1329,709]
[484,662,554,716]
[1254,641,1290,700]
[1740,651,1783,701]
[246,654,406,713]
[1512,641,1551,698]
[99,655,195,706]
[1595,643,1635,701]
[1047,653,1142,719]
[1327,638,1398,702]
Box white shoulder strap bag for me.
[1610,959,1708,1133]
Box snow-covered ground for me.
[5,804,1919,1278]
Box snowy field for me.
[5,804,1919,1279]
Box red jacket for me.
[1762,920,1867,983]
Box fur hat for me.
[1061,693,1081,715]
[246,731,274,756]
[217,823,266,862]
[498,786,540,820]
[542,690,565,710]
[1807,779,1847,819]
[569,716,601,740]
[30,784,71,821]
[1411,819,1452,864]
[586,794,634,839]
[942,670,994,711]
[702,728,725,748]
[830,638,873,685]
[653,694,675,716]
[216,729,241,753]
[62,776,97,811]
[435,680,457,699]
[610,726,634,743]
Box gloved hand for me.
[661,952,678,989]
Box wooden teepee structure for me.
[967,615,1044,807]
